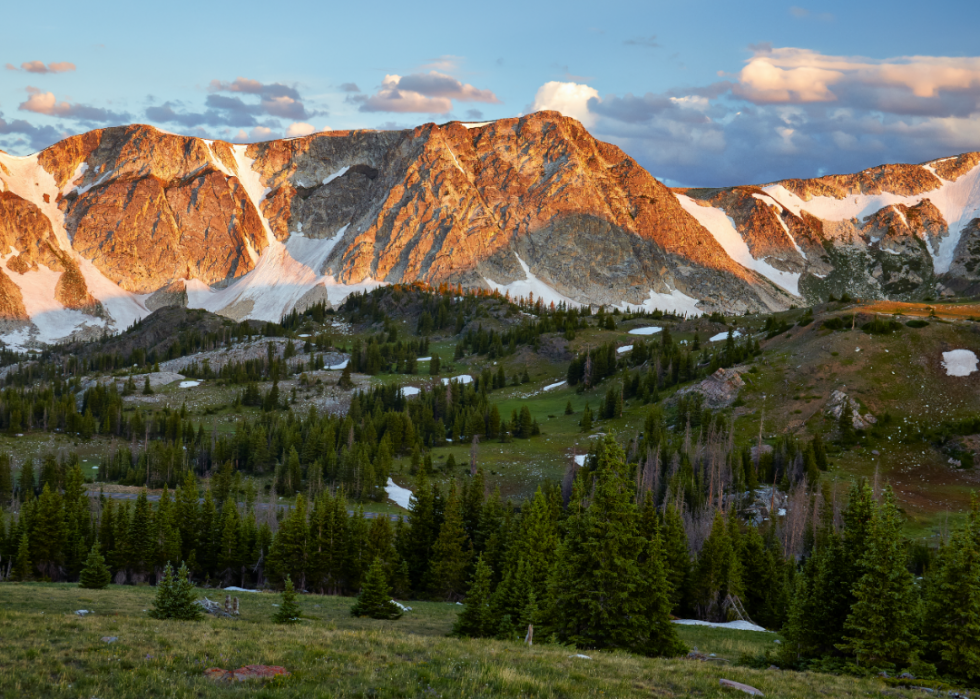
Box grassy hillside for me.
[0,582,932,698]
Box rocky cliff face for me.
[0,113,978,348]
[679,151,980,303]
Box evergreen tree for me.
[143,377,154,395]
[32,484,66,580]
[565,400,574,416]
[839,488,919,668]
[273,576,303,623]
[79,540,112,589]
[338,363,354,390]
[692,510,743,621]
[0,453,12,503]
[149,562,203,620]
[661,504,690,614]
[19,458,35,501]
[426,480,473,600]
[12,531,32,581]
[922,497,980,679]
[453,555,496,637]
[543,434,686,656]
[350,557,402,619]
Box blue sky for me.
[2,0,979,186]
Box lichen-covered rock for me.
[676,367,745,409]
[826,390,876,429]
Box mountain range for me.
[0,110,978,349]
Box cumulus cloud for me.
[7,60,76,74]
[733,48,980,112]
[339,82,361,93]
[286,122,316,137]
[18,87,128,123]
[531,82,600,127]
[355,72,499,114]
[532,47,980,187]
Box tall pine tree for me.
[543,434,686,656]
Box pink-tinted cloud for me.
[355,72,499,113]
[10,60,76,74]
[18,87,127,122]
[733,48,980,108]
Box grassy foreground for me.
[0,583,929,698]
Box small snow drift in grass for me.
[942,349,979,376]
[222,586,261,593]
[673,619,768,632]
[391,600,412,611]
[574,455,587,466]
[386,477,414,509]
[400,386,421,397]
[441,375,473,385]
[298,334,311,338]
[542,380,566,391]
[617,345,633,354]
[709,330,743,342]
[416,356,431,361]
[628,326,662,336]
[178,380,201,388]
[327,359,349,370]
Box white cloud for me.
[286,122,316,137]
[531,81,600,127]
[734,48,980,106]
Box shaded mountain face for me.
[0,112,978,348]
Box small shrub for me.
[906,319,929,328]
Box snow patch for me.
[179,380,201,388]
[676,194,801,296]
[483,254,581,308]
[617,345,633,354]
[322,166,350,186]
[763,163,980,274]
[628,326,662,336]
[400,386,421,397]
[942,349,978,377]
[709,330,742,342]
[386,477,414,509]
[630,289,703,317]
[462,122,491,129]
[441,374,473,385]
[542,380,566,391]
[673,619,769,633]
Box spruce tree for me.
[0,453,12,503]
[453,555,496,637]
[839,488,919,668]
[350,557,402,619]
[149,562,203,620]
[273,576,303,623]
[426,480,473,600]
[661,504,690,614]
[12,531,32,581]
[143,376,154,395]
[338,363,354,390]
[922,497,980,679]
[79,540,112,589]
[543,434,686,656]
